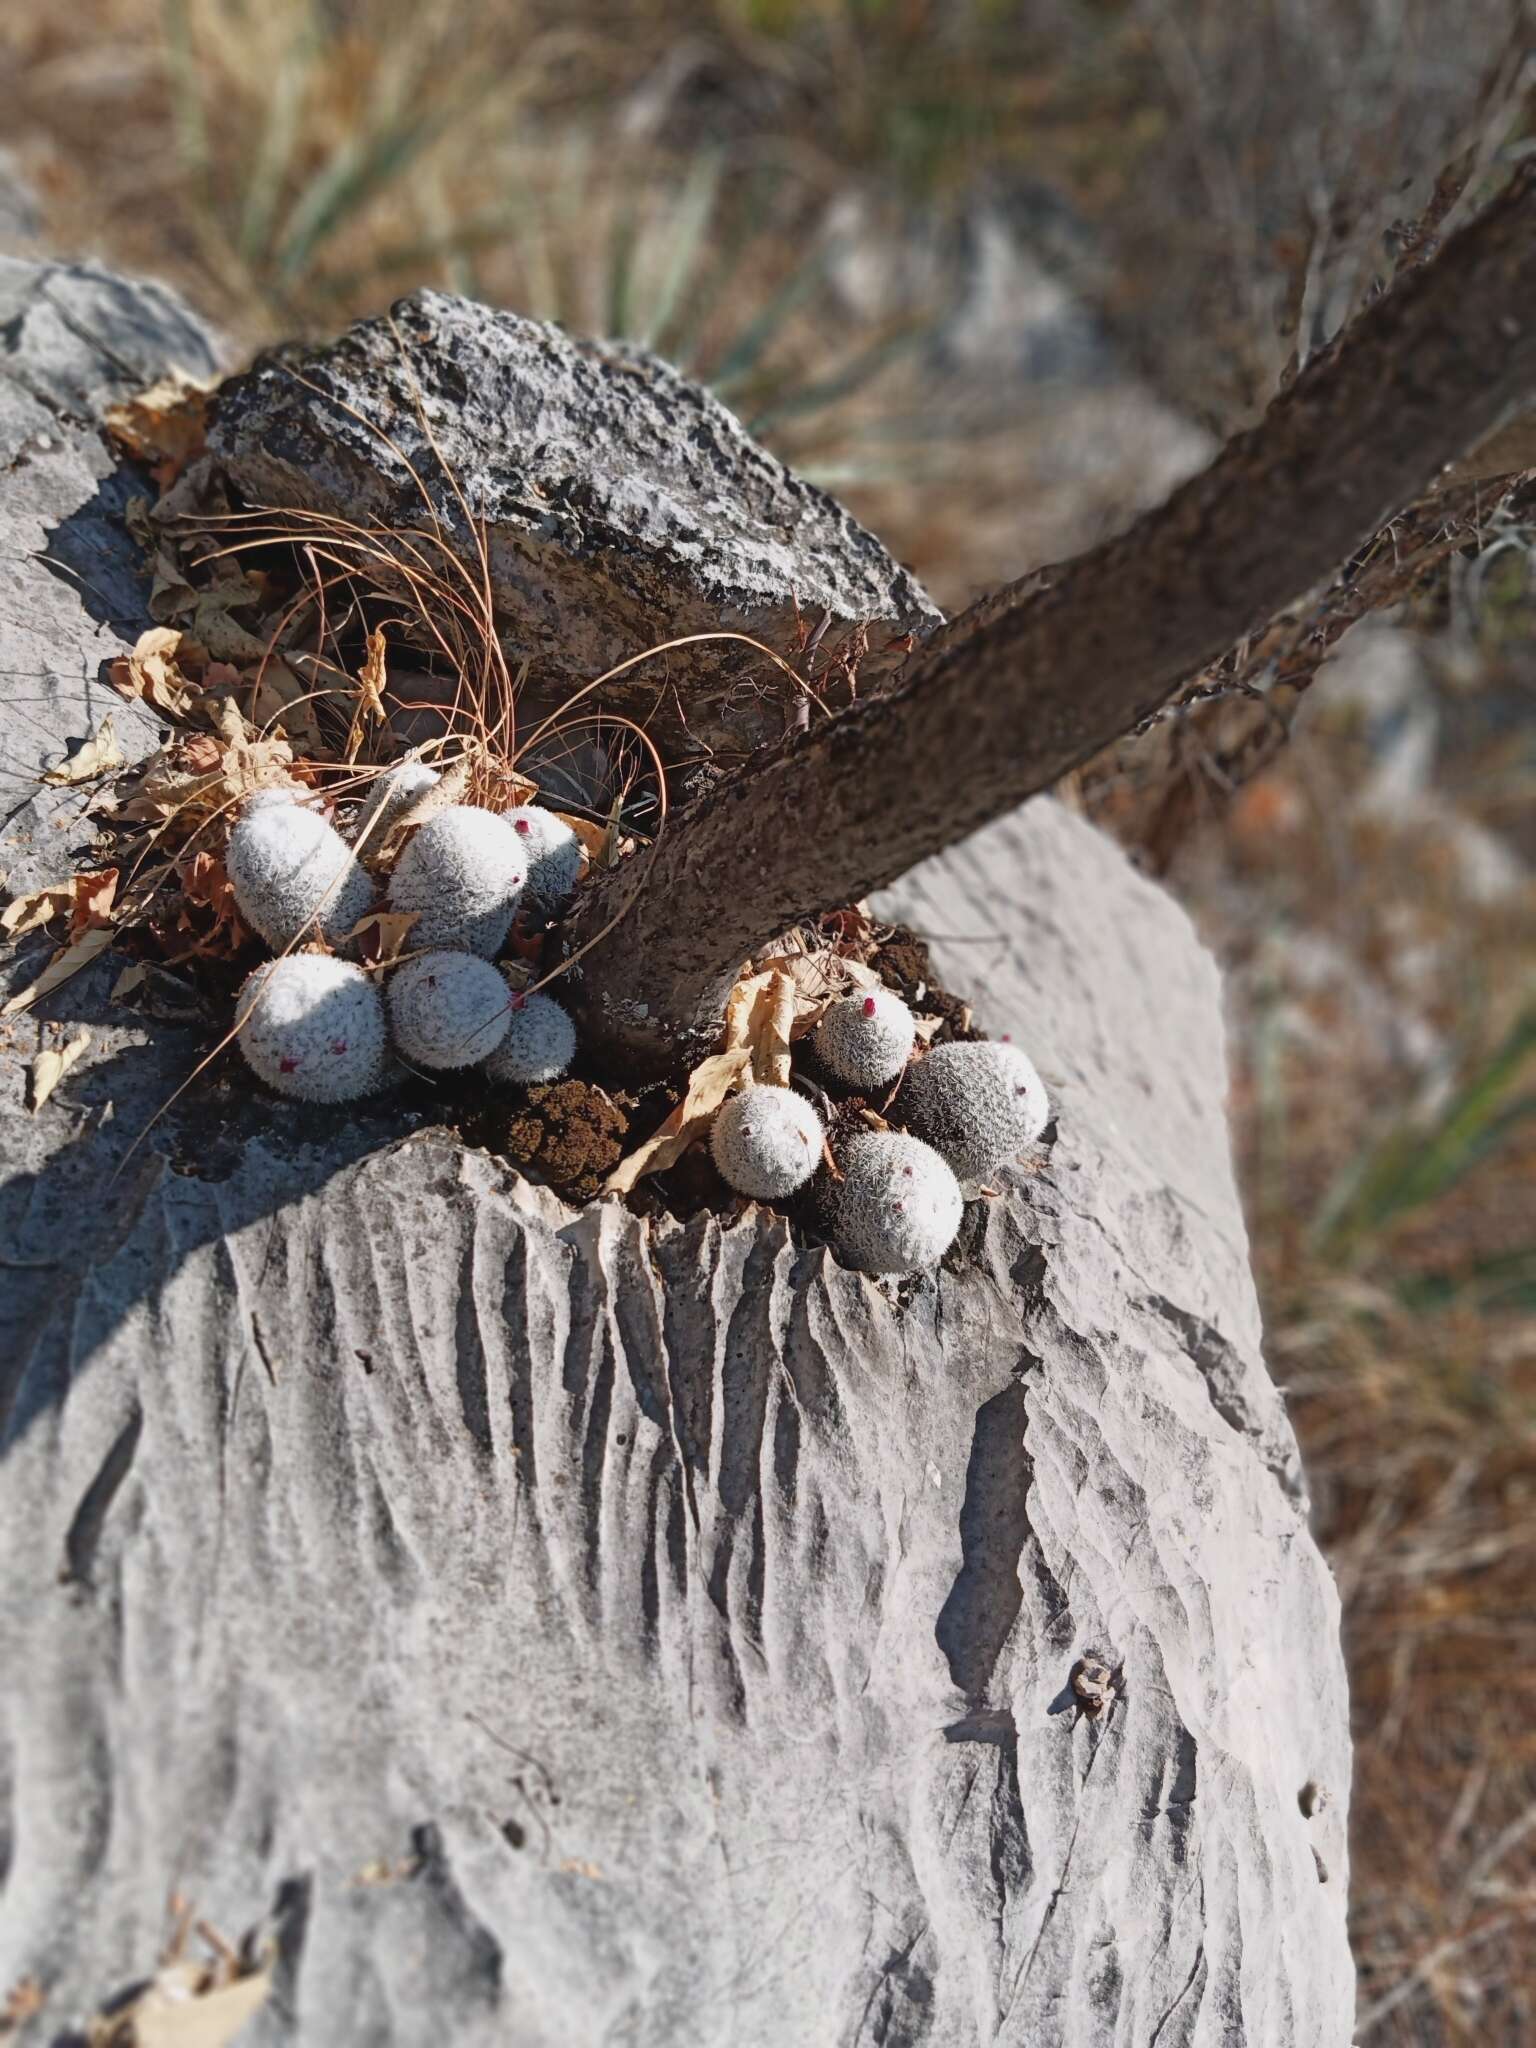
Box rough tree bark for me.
[550,156,1536,1072]
[1,256,1354,2044]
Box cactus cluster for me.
[230,787,601,1104]
[227,799,375,954]
[700,968,1051,1272]
[711,1084,824,1199]
[898,1040,1049,1184]
[236,955,388,1103]
[221,773,1038,1279]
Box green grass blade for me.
[635,150,724,354]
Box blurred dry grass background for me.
[4,2,1535,2037]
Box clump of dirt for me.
[868,929,980,1045]
[470,1078,630,1203]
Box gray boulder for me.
[0,260,1353,2045]
[207,292,941,759]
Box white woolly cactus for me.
[832,1130,963,1274]
[236,955,387,1103]
[386,805,525,957]
[226,800,374,953]
[898,1039,1049,1184]
[484,992,577,1085]
[387,950,510,1070]
[711,1085,824,1200]
[505,805,583,918]
[241,786,306,815]
[814,987,916,1090]
[353,759,439,845]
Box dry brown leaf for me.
[43,715,125,786]
[1,1973,43,2034]
[748,970,796,1087]
[3,868,117,940]
[30,1026,91,1111]
[113,711,297,838]
[912,1013,944,1045]
[110,628,200,720]
[170,850,249,959]
[345,628,389,763]
[246,658,323,753]
[552,812,607,865]
[96,1961,272,2048]
[347,909,419,970]
[111,961,148,1002]
[2,880,74,938]
[71,868,120,937]
[102,369,215,487]
[3,925,115,1016]
[722,966,770,1052]
[726,963,829,1062]
[604,1047,751,1195]
[371,752,474,868]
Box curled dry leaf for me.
[1,1974,44,2034]
[604,1047,752,1195]
[30,1027,91,1112]
[246,657,323,753]
[749,970,796,1087]
[3,881,73,938]
[345,627,389,763]
[369,751,474,869]
[42,715,125,786]
[169,849,249,960]
[110,627,201,720]
[552,811,604,872]
[88,1958,272,2048]
[2,924,115,1017]
[4,869,118,940]
[347,909,420,971]
[102,369,215,488]
[113,705,297,838]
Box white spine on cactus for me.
[814,987,916,1089]
[483,992,577,1085]
[898,1039,1049,1184]
[710,1084,824,1200]
[386,805,525,957]
[505,806,583,918]
[387,950,510,1069]
[226,801,374,953]
[353,759,439,845]
[236,955,388,1103]
[832,1130,963,1274]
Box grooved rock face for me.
[208,291,942,758]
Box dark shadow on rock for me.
[934,1378,1031,1706]
[0,951,427,1463]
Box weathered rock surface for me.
[0,258,1353,2045]
[208,291,941,759]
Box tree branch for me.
[566,159,1536,1074]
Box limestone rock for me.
[0,257,1353,2045]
